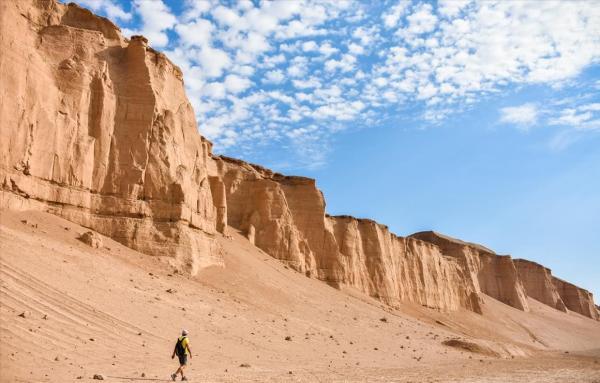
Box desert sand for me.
[1,210,600,382]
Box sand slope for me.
[1,210,599,382]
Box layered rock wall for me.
[552,277,599,320]
[409,232,529,312]
[514,259,567,312]
[215,157,481,313]
[0,0,223,273]
[327,216,482,313]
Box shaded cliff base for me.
[1,211,600,382]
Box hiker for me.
[171,329,192,381]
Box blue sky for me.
[75,0,600,298]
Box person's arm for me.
[186,344,192,358]
[172,344,177,359]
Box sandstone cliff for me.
[210,156,484,313]
[1,0,598,320]
[514,259,567,312]
[0,0,223,273]
[552,277,599,320]
[410,231,530,312]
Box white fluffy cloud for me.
[325,54,356,73]
[132,0,176,47]
[348,43,364,55]
[406,3,437,34]
[263,70,285,84]
[76,0,131,21]
[382,0,409,28]
[302,41,318,52]
[175,19,213,48]
[224,74,252,94]
[196,47,231,78]
[319,42,338,57]
[499,98,600,149]
[437,0,471,17]
[203,82,226,100]
[549,103,600,131]
[500,103,539,127]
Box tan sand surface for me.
[1,210,599,382]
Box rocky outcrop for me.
[552,277,599,320]
[514,259,567,312]
[214,156,482,313]
[78,231,103,249]
[1,0,597,319]
[0,0,222,273]
[327,216,483,313]
[409,232,529,312]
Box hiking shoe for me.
[171,373,177,381]
[181,377,188,381]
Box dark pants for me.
[178,354,188,366]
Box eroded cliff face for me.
[514,260,567,312]
[213,156,482,313]
[410,232,530,312]
[327,217,482,313]
[552,277,599,320]
[211,155,597,319]
[1,0,598,320]
[0,0,222,273]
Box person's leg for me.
[177,354,187,377]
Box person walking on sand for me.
[171,329,192,381]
